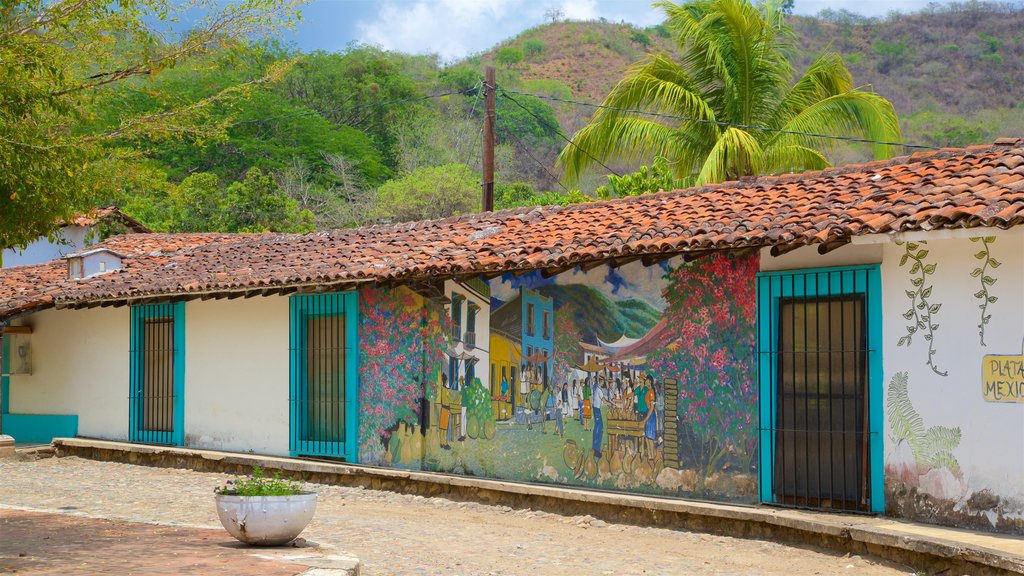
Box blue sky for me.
[281,0,946,61]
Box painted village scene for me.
[357,252,760,502]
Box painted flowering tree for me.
[647,252,758,486]
[358,287,428,463]
[552,304,584,386]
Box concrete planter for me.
[214,492,317,546]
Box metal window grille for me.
[290,293,355,459]
[129,303,179,445]
[759,269,874,512]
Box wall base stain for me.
[886,478,1024,536]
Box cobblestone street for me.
[0,456,914,575]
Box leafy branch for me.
[969,236,1000,346]
[896,241,946,376]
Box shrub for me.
[523,39,545,58]
[215,465,302,496]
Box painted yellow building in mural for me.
[489,331,521,421]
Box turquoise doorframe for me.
[289,292,359,462]
[1,324,79,442]
[129,302,185,446]
[756,265,884,513]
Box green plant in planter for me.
[215,465,302,496]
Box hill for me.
[473,3,1024,162]
[532,284,661,344]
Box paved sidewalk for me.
[0,455,913,576]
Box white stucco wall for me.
[7,307,130,440]
[2,226,90,268]
[183,297,290,456]
[881,230,1024,514]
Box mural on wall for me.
[895,241,947,376]
[358,252,760,502]
[358,286,450,466]
[968,236,1000,346]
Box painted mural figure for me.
[592,378,606,458]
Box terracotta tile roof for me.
[59,206,152,234]
[2,139,1023,319]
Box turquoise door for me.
[757,266,883,513]
[289,292,359,461]
[129,302,185,446]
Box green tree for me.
[0,0,300,248]
[171,169,312,233]
[559,0,901,187]
[281,47,426,171]
[495,46,524,68]
[374,163,480,222]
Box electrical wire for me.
[232,86,480,126]
[499,125,570,192]
[497,88,623,177]
[499,88,942,151]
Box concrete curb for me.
[52,438,1024,576]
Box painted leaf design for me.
[970,268,983,278]
[974,250,988,260]
[899,253,909,266]
[910,277,924,287]
[924,263,937,275]
[989,258,1001,268]
[928,303,941,314]
[886,372,924,447]
[921,286,932,298]
[982,275,995,286]
[906,242,920,251]
[917,250,929,259]
[910,262,921,274]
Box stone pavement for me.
[0,508,314,576]
[0,455,916,576]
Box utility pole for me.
[482,66,495,212]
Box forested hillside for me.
[83,2,1024,235]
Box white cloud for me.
[353,0,663,62]
[356,0,537,61]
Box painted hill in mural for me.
[535,284,659,344]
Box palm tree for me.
[558,0,902,187]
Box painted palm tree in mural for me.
[558,0,902,187]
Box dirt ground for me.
[0,455,917,575]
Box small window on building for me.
[451,293,464,341]
[526,303,535,336]
[542,310,550,339]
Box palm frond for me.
[558,117,695,185]
[694,125,761,185]
[773,89,902,159]
[761,143,830,175]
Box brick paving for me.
[0,456,915,575]
[0,509,309,575]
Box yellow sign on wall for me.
[982,355,1024,403]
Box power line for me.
[233,86,480,127]
[500,88,942,151]
[500,125,570,192]
[499,89,623,177]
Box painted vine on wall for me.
[896,241,947,376]
[969,236,1000,346]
